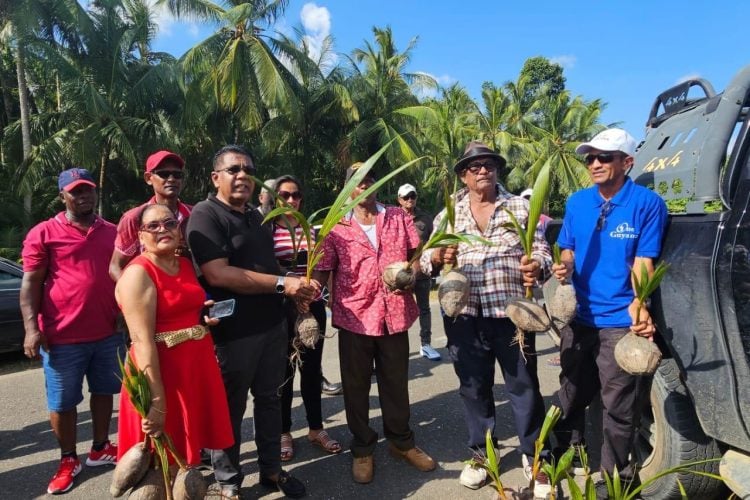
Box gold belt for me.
[154,325,208,348]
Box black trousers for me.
[338,329,414,457]
[281,300,326,433]
[414,278,432,345]
[444,314,545,456]
[554,322,641,478]
[211,324,287,487]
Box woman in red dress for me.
[115,204,232,465]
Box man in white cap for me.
[551,128,667,496]
[397,183,440,361]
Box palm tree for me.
[345,26,436,171]
[173,0,297,137]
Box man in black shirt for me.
[187,145,316,500]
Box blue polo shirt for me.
[557,178,667,328]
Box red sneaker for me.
[47,456,82,494]
[86,441,118,466]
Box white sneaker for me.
[420,344,441,361]
[459,462,487,489]
[522,454,551,499]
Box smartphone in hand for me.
[208,299,236,319]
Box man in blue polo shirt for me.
[551,128,667,494]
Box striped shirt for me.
[420,184,551,319]
[272,222,313,275]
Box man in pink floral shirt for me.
[313,163,436,485]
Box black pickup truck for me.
[624,65,750,499]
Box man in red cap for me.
[21,168,122,494]
[109,150,192,281]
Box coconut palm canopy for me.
[0,0,608,259]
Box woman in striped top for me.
[272,175,342,462]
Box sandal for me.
[308,429,342,455]
[280,432,294,462]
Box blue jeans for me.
[40,334,124,412]
[444,315,545,456]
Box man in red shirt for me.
[20,168,123,494]
[109,150,192,281]
[313,163,436,485]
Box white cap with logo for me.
[398,183,417,198]
[520,188,533,199]
[575,128,637,157]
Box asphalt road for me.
[0,300,592,500]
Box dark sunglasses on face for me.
[151,170,184,180]
[401,193,417,201]
[596,200,613,231]
[464,161,499,174]
[216,165,256,176]
[585,152,623,166]
[278,190,302,201]
[140,218,179,233]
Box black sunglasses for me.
[140,218,179,233]
[596,200,613,231]
[151,170,184,180]
[401,192,416,200]
[584,152,623,166]
[464,161,499,174]
[278,190,302,201]
[216,165,256,176]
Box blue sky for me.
[151,0,750,143]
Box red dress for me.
[117,256,233,465]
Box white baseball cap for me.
[575,128,637,156]
[398,183,417,198]
[520,188,533,199]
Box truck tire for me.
[636,359,725,499]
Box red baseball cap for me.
[145,150,185,173]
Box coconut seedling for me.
[262,140,424,350]
[503,162,552,347]
[466,429,509,500]
[542,243,578,332]
[614,260,669,375]
[114,353,191,500]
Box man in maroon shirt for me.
[20,168,122,494]
[109,150,192,281]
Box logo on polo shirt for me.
[610,222,638,239]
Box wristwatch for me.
[275,276,286,294]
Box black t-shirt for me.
[187,193,284,343]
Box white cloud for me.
[299,3,337,68]
[549,55,577,70]
[147,0,177,37]
[412,72,457,100]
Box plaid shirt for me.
[420,184,551,318]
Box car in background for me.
[0,257,23,353]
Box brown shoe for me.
[388,444,436,472]
[352,455,374,484]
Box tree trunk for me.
[15,39,33,225]
[98,151,107,217]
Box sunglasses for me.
[464,161,499,174]
[401,193,417,200]
[584,152,623,166]
[151,170,184,180]
[596,200,613,231]
[216,165,257,176]
[278,190,302,201]
[140,218,179,233]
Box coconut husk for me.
[110,442,152,497]
[128,468,167,500]
[295,312,320,348]
[614,331,662,375]
[505,297,551,332]
[438,269,470,318]
[542,278,577,329]
[172,468,207,500]
[383,261,415,291]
